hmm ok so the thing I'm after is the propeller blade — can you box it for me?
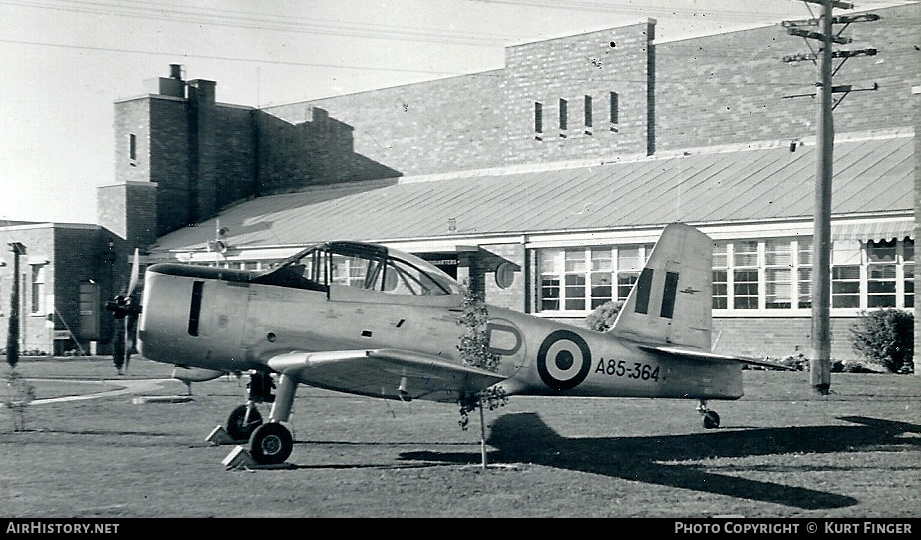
[127,248,140,297]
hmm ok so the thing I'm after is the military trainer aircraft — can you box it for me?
[108,223,788,465]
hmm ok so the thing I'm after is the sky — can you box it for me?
[0,0,912,225]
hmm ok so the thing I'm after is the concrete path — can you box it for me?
[27,378,177,405]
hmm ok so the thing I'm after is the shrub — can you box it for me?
[585,300,624,332]
[850,309,914,374]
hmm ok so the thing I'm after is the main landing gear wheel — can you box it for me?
[227,404,263,441]
[249,422,293,465]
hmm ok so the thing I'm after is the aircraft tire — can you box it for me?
[227,404,263,441]
[703,411,720,429]
[249,422,293,465]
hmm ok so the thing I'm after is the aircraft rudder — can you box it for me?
[610,223,713,350]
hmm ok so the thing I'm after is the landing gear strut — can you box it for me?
[697,400,720,429]
[225,371,273,440]
[226,371,297,465]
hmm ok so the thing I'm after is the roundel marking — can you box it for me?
[536,330,592,391]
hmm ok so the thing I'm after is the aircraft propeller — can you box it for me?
[105,248,142,373]
[106,248,141,319]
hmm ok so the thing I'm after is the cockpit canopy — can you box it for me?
[268,241,462,296]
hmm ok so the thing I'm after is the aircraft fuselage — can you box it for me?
[139,263,743,402]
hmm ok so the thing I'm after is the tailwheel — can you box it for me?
[697,400,720,429]
[249,422,293,465]
[227,404,263,441]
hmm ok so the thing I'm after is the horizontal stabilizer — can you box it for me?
[639,344,797,371]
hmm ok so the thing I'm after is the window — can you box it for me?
[713,243,728,309]
[590,248,611,308]
[584,95,593,129]
[538,234,916,315]
[539,249,562,311]
[610,92,619,125]
[904,238,914,308]
[797,240,812,309]
[537,244,652,313]
[765,239,792,309]
[559,98,568,132]
[867,239,897,307]
[563,249,586,310]
[129,133,137,161]
[733,241,759,309]
[534,102,543,135]
[616,247,644,300]
[31,265,45,314]
[832,265,861,308]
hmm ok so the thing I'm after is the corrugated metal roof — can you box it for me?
[154,133,914,252]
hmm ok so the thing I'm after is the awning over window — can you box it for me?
[831,219,915,243]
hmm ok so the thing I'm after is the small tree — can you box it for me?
[4,369,35,431]
[456,283,508,468]
[585,300,624,332]
[850,309,914,374]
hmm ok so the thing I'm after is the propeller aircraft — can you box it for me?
[107,223,789,465]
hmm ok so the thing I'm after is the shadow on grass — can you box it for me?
[399,414,921,510]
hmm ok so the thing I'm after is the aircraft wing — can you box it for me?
[266,349,509,402]
[639,344,797,371]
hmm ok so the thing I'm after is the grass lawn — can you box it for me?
[1,357,919,518]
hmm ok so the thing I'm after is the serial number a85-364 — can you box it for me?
[595,359,660,382]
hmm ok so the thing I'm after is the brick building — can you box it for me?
[0,223,120,356]
[5,4,917,361]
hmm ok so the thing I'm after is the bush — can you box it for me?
[585,300,624,332]
[850,309,914,374]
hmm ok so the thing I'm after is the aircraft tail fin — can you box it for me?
[610,223,713,350]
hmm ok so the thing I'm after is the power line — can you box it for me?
[0,38,463,76]
[0,0,530,47]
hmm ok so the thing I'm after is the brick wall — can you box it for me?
[504,21,655,163]
[712,317,863,363]
[0,225,109,355]
[256,106,403,192]
[655,4,918,151]
[262,70,507,179]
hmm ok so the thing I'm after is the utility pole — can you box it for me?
[782,0,878,395]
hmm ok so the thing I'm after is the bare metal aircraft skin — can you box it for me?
[117,223,787,465]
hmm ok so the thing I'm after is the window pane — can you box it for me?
[905,263,914,308]
[540,276,560,311]
[798,240,813,266]
[765,268,792,309]
[832,265,860,308]
[565,249,586,273]
[765,240,792,266]
[713,270,727,309]
[713,243,727,268]
[868,239,896,263]
[733,269,758,309]
[564,273,585,310]
[617,247,641,271]
[734,241,758,267]
[591,248,611,271]
[798,267,812,309]
[590,271,612,307]
[541,249,562,274]
[617,273,638,301]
